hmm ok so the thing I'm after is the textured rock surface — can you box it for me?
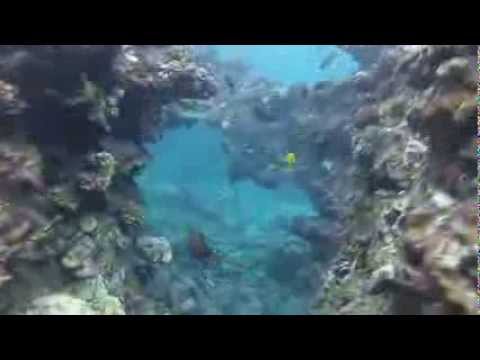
[199,45,476,315]
[308,45,477,315]
[21,294,98,315]
[0,45,216,314]
[136,236,173,264]
[0,45,475,315]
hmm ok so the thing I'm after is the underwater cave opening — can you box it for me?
[133,45,359,314]
[136,122,318,314]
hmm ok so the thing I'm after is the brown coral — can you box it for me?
[0,141,45,194]
[401,200,476,314]
[78,152,116,193]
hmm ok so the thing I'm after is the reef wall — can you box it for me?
[0,45,217,314]
[318,45,477,315]
[0,45,475,315]
[193,45,477,314]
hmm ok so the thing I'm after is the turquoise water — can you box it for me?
[136,46,358,314]
[138,124,316,232]
[215,45,358,84]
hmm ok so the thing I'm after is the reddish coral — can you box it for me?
[187,230,219,265]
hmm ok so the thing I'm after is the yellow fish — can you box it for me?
[283,152,297,169]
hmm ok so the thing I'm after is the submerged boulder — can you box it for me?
[135,236,173,264]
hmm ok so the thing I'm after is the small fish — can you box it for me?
[201,271,216,289]
[187,229,221,266]
[283,152,297,169]
[301,86,309,99]
[319,51,339,70]
[224,75,236,94]
[321,160,334,172]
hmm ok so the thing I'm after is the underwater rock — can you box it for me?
[100,137,150,177]
[411,89,475,136]
[73,258,99,279]
[0,141,45,193]
[67,276,126,315]
[0,260,13,288]
[0,44,475,315]
[400,200,476,314]
[78,152,116,193]
[79,216,98,234]
[290,216,342,262]
[61,235,98,279]
[65,73,119,133]
[0,45,221,314]
[435,56,473,84]
[168,277,201,314]
[352,71,375,92]
[142,264,172,301]
[266,241,311,284]
[354,105,379,129]
[21,293,98,315]
[90,294,125,315]
[430,191,455,209]
[114,45,217,100]
[111,46,217,143]
[290,216,328,242]
[368,263,396,295]
[0,205,49,248]
[178,297,197,314]
[118,201,145,232]
[135,236,173,264]
[47,185,80,213]
[114,234,131,250]
[312,45,476,315]
[0,79,27,115]
[21,275,126,315]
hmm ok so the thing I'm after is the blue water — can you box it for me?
[136,46,358,314]
[215,45,358,85]
[138,124,316,231]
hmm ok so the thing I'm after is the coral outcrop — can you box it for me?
[0,45,216,314]
[309,45,477,315]
[200,45,476,315]
[0,44,474,315]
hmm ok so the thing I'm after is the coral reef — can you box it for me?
[21,293,99,315]
[78,152,116,193]
[308,45,477,315]
[135,235,173,264]
[0,45,216,314]
[0,44,474,315]
[0,80,27,116]
[118,200,145,231]
[201,45,476,315]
